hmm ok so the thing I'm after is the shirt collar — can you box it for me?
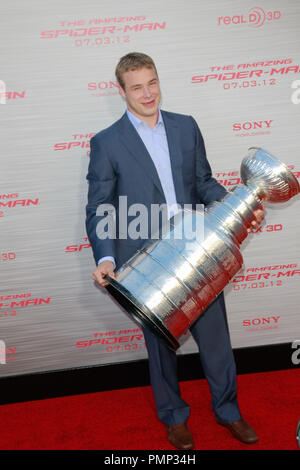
[126,108,163,131]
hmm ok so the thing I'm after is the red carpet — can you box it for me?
[0,369,299,450]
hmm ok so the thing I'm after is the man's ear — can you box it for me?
[119,85,126,98]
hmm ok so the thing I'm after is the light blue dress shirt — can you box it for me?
[98,108,178,267]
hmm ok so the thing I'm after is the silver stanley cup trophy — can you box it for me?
[107,148,300,350]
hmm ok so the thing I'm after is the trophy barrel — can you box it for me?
[107,208,243,350]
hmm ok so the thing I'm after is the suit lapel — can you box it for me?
[161,111,184,204]
[118,111,184,204]
[118,113,165,198]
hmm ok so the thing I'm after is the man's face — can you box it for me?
[119,67,161,123]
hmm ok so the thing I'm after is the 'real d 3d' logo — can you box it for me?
[218,7,281,27]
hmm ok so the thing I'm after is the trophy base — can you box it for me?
[106,277,180,351]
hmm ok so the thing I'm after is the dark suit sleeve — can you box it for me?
[190,116,227,205]
[86,135,117,265]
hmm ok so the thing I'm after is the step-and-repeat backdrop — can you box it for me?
[1,0,300,377]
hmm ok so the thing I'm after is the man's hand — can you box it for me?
[92,260,116,287]
[247,208,265,233]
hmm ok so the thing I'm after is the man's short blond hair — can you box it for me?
[115,52,158,90]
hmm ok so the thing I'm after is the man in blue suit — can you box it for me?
[86,52,260,449]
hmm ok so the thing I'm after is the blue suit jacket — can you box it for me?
[86,110,227,270]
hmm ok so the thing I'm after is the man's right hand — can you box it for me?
[92,260,116,287]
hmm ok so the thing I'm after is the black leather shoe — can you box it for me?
[167,422,194,450]
[216,417,258,444]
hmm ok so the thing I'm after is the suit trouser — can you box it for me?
[142,293,242,426]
